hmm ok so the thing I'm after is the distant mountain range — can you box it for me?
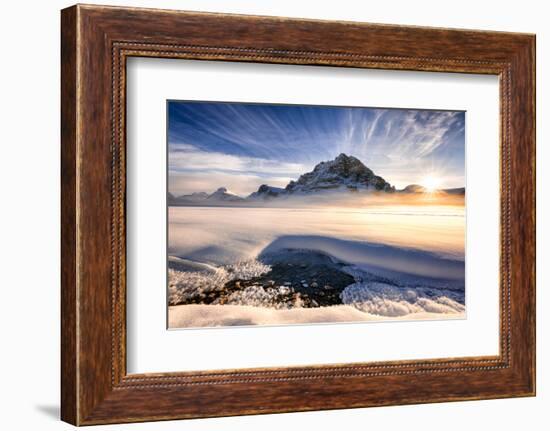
[168,188,245,205]
[168,153,464,206]
[399,184,465,195]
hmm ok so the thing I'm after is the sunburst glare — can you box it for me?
[422,175,442,192]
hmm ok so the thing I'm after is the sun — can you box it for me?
[421,176,442,193]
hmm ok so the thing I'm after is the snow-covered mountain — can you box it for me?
[169,188,244,205]
[247,184,286,200]
[206,187,244,202]
[247,153,394,201]
[285,153,394,194]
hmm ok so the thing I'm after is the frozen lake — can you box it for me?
[168,204,465,265]
[167,203,466,328]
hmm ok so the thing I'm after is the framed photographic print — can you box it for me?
[61,4,536,425]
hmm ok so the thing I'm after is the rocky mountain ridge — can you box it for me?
[169,153,463,205]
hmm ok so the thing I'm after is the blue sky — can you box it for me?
[168,101,465,196]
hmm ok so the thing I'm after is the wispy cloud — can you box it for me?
[170,144,308,177]
[169,144,309,195]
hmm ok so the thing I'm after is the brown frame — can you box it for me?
[61,4,536,426]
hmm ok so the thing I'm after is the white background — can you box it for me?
[0,0,547,430]
[127,59,499,373]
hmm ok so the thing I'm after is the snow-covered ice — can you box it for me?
[169,304,464,328]
[168,259,271,306]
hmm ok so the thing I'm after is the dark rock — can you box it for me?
[170,250,358,308]
[226,249,356,307]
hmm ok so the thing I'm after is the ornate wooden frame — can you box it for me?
[61,4,536,425]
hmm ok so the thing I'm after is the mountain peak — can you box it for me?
[248,184,286,200]
[286,153,394,193]
[401,184,427,194]
[334,153,358,162]
[207,187,243,201]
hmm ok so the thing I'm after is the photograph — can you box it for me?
[167,101,466,329]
